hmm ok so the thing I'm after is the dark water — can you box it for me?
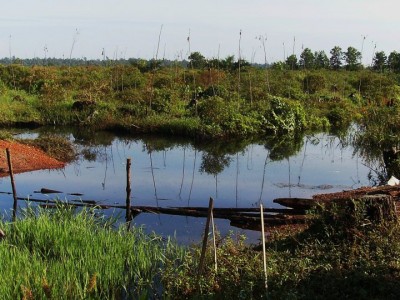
[0,127,379,244]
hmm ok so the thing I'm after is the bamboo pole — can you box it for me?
[126,158,132,222]
[260,203,268,291]
[198,197,214,277]
[6,148,17,222]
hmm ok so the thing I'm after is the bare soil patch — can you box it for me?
[0,140,65,177]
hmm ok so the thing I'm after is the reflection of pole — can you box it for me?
[102,146,108,190]
[6,149,17,222]
[215,174,218,199]
[149,151,159,205]
[163,150,167,168]
[179,147,186,199]
[188,150,197,205]
[259,154,269,205]
[297,139,308,186]
[247,145,253,170]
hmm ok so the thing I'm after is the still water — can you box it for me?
[0,127,378,244]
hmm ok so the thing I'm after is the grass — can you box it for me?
[0,206,184,299]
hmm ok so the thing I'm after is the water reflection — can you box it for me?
[0,127,386,243]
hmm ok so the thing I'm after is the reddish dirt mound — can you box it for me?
[0,140,65,177]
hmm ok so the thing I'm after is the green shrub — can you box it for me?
[264,97,306,133]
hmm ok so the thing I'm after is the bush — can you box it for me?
[264,97,306,133]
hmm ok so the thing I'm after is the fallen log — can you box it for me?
[36,188,63,194]
[273,198,315,210]
[171,206,306,215]
[230,215,309,231]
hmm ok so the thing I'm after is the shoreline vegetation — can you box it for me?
[0,51,398,144]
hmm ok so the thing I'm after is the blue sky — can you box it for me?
[0,0,399,64]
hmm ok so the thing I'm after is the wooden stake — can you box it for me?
[126,158,132,222]
[260,203,268,291]
[6,148,17,222]
[198,197,214,277]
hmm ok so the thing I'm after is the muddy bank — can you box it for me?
[0,140,65,177]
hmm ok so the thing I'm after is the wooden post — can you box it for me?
[260,203,268,291]
[126,158,132,223]
[198,197,214,277]
[6,148,18,222]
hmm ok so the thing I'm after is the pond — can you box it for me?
[0,126,385,244]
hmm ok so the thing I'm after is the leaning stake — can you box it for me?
[6,148,17,222]
[260,203,268,291]
[198,197,214,277]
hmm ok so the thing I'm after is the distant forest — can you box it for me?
[1,45,400,73]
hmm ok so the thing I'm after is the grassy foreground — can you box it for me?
[1,202,400,299]
[0,206,183,299]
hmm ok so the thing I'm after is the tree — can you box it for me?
[188,51,207,69]
[344,46,362,71]
[285,54,298,70]
[330,46,343,70]
[220,55,235,71]
[372,51,387,72]
[299,48,315,69]
[314,51,330,69]
[388,51,400,73]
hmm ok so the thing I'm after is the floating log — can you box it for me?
[36,188,63,194]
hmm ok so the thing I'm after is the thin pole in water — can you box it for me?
[260,203,268,291]
[6,148,17,222]
[126,158,132,223]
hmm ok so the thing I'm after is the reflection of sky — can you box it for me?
[0,132,371,244]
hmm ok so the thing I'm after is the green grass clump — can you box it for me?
[0,206,183,299]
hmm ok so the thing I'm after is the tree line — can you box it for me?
[274,46,400,72]
[1,45,400,73]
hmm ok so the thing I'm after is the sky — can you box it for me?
[0,0,399,64]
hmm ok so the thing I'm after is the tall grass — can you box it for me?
[0,206,184,299]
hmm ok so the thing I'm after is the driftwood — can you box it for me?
[36,188,62,194]
[273,198,315,210]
